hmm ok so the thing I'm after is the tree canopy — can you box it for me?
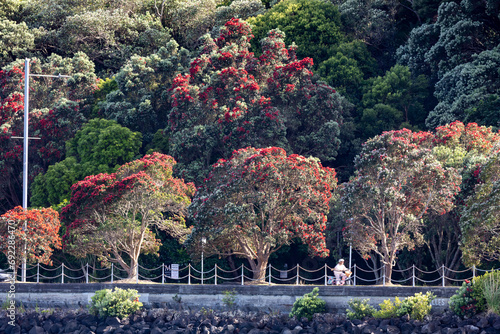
[187,146,337,280]
[62,153,195,279]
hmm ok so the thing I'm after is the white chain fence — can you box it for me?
[4,262,499,286]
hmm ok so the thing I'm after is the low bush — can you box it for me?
[89,288,143,319]
[290,287,326,320]
[449,278,487,318]
[373,297,402,319]
[396,292,435,320]
[346,299,375,320]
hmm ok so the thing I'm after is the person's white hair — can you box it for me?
[339,259,344,262]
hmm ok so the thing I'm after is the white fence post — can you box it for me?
[188,264,191,285]
[215,265,218,285]
[36,262,39,283]
[162,264,165,284]
[268,264,271,285]
[324,265,327,286]
[473,265,476,279]
[86,263,89,284]
[382,266,385,286]
[442,264,445,287]
[111,263,114,283]
[241,265,244,286]
[353,264,356,286]
[136,264,139,284]
[296,264,299,285]
[412,265,415,287]
[61,263,64,284]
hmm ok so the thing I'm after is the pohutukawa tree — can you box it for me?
[424,121,500,278]
[0,206,62,271]
[341,129,461,283]
[167,18,346,184]
[187,147,337,281]
[460,145,500,266]
[61,153,195,280]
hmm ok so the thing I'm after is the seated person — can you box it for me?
[333,259,348,285]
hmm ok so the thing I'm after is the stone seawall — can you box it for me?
[0,283,458,313]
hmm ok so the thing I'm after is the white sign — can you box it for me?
[171,264,179,279]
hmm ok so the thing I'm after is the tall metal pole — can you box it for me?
[22,59,30,283]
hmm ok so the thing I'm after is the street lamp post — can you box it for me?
[18,59,70,282]
[201,237,206,285]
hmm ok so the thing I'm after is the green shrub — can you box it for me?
[222,289,237,309]
[89,288,143,319]
[373,297,402,319]
[290,287,326,320]
[396,292,435,320]
[449,278,487,318]
[481,271,500,315]
[346,299,375,320]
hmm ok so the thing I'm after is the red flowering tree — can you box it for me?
[187,147,337,280]
[0,206,62,271]
[62,153,195,279]
[167,18,346,184]
[341,129,461,283]
[0,54,97,213]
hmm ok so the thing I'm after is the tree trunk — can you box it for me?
[247,255,269,282]
[128,256,139,280]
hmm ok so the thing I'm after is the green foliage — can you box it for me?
[373,297,402,319]
[248,0,344,65]
[31,118,142,207]
[100,41,190,143]
[481,271,500,315]
[449,279,487,318]
[0,19,39,66]
[89,288,142,319]
[55,10,171,72]
[427,46,500,129]
[460,148,500,266]
[346,299,375,320]
[290,288,326,320]
[396,292,434,320]
[222,289,237,309]
[359,64,429,137]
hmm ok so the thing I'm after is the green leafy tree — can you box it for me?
[31,118,142,207]
[55,10,172,72]
[100,41,190,143]
[341,129,461,283]
[62,153,195,279]
[427,46,500,129]
[248,0,344,66]
[460,146,500,266]
[359,64,429,138]
[187,147,337,280]
[167,18,347,184]
[0,19,40,67]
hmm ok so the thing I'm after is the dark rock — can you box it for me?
[421,320,441,334]
[493,318,500,331]
[464,325,480,333]
[386,325,400,334]
[49,323,63,334]
[20,317,35,332]
[351,319,363,326]
[79,314,98,327]
[476,317,489,329]
[105,317,121,327]
[28,326,45,334]
[64,319,79,332]
[400,322,414,334]
[150,328,164,334]
[42,320,53,332]
[362,325,380,334]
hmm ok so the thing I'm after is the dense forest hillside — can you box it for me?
[1,0,499,277]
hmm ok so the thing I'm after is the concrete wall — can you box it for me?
[0,283,458,313]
